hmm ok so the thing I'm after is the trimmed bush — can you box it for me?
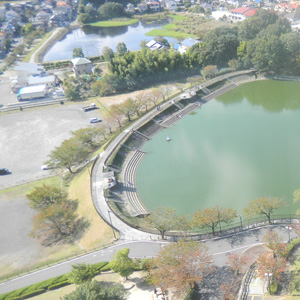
[22,289,45,299]
[287,237,300,253]
[269,282,278,295]
[48,280,70,290]
[99,264,111,272]
[93,262,108,272]
[184,286,197,300]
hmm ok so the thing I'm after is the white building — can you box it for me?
[71,57,93,77]
[27,75,56,88]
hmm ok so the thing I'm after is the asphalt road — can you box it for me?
[0,103,102,189]
[0,225,296,295]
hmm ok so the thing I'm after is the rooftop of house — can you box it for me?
[71,57,92,66]
[230,6,252,14]
[244,8,258,16]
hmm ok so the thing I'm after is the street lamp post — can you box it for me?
[108,210,117,240]
[264,273,273,294]
[238,214,243,229]
[285,226,292,243]
[217,205,222,233]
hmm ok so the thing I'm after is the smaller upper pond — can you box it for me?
[43,21,177,62]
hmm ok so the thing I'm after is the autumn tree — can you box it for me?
[145,207,180,239]
[263,230,288,259]
[68,263,98,285]
[150,240,214,296]
[220,280,240,300]
[110,104,123,128]
[256,251,287,293]
[108,248,136,280]
[120,98,135,122]
[243,197,285,224]
[27,184,66,210]
[226,253,249,276]
[159,86,171,102]
[29,186,90,246]
[148,89,160,108]
[192,206,237,236]
[140,92,153,111]
[47,138,90,173]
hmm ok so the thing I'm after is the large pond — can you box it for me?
[136,80,300,216]
[43,21,177,62]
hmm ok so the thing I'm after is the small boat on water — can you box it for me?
[166,136,171,141]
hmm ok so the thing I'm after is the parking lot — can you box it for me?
[0,102,103,189]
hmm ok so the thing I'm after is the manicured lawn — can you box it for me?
[89,18,139,27]
[146,28,196,39]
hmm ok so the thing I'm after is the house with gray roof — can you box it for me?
[71,57,93,77]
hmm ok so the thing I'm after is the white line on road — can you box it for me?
[212,242,264,256]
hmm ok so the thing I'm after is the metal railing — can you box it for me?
[238,263,257,300]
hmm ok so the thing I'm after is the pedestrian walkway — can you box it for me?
[247,275,265,300]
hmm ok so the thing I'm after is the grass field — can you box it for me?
[89,18,139,27]
[146,28,196,39]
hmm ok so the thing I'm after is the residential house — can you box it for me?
[55,2,72,17]
[275,3,298,13]
[2,23,14,38]
[149,2,160,11]
[146,39,164,51]
[5,10,21,23]
[36,11,52,22]
[137,2,148,12]
[126,3,135,14]
[165,1,177,11]
[71,57,93,76]
[11,3,25,14]
[174,37,200,54]
[228,7,257,22]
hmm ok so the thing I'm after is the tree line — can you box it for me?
[89,10,300,97]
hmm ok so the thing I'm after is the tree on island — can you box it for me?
[243,197,285,224]
[98,2,126,20]
[192,206,237,236]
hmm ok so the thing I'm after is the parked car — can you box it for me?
[90,118,102,123]
[0,168,10,175]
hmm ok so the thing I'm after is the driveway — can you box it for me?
[0,103,103,189]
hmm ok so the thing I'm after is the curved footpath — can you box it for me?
[91,70,258,240]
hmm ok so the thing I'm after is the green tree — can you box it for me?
[78,13,93,24]
[102,46,114,61]
[116,42,128,56]
[145,207,180,239]
[243,197,285,223]
[192,206,237,236]
[47,138,90,173]
[3,39,12,52]
[63,280,128,300]
[73,47,84,58]
[98,2,126,20]
[27,184,66,210]
[108,248,136,280]
[150,240,214,296]
[64,85,81,101]
[71,127,105,149]
[68,263,98,285]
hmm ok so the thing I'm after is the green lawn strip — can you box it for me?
[0,263,109,300]
[146,28,196,39]
[167,14,190,22]
[22,31,54,63]
[0,176,61,198]
[89,18,139,27]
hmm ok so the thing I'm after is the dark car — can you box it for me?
[0,168,10,175]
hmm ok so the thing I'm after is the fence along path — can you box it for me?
[123,150,148,216]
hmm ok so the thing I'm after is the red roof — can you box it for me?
[289,4,298,9]
[244,8,257,16]
[230,7,251,14]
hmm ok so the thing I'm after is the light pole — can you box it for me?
[238,214,243,229]
[264,272,273,293]
[107,210,117,240]
[285,226,292,243]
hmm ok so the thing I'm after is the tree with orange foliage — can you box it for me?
[263,230,288,259]
[150,240,214,296]
[226,253,249,276]
[256,251,287,293]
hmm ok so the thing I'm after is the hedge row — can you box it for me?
[0,262,109,300]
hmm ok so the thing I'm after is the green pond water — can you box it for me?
[135,80,300,216]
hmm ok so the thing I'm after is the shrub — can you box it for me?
[269,282,278,295]
[93,262,109,272]
[184,286,197,300]
[48,281,70,290]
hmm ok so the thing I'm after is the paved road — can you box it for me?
[0,225,296,295]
